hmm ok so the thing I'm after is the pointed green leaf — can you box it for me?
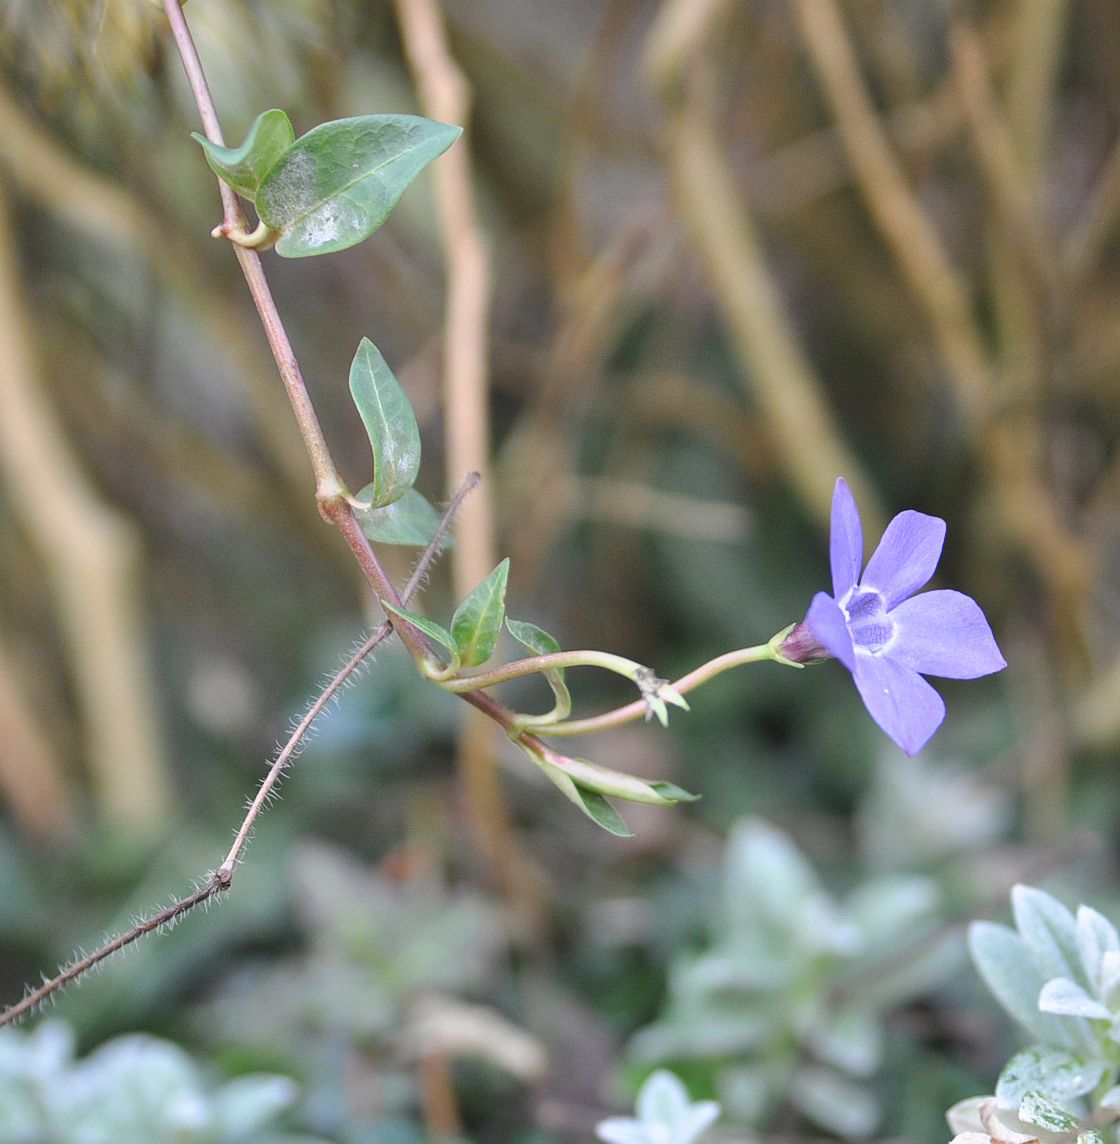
[505,617,562,665]
[381,601,459,669]
[355,487,444,547]
[255,114,462,257]
[451,558,510,668]
[506,617,570,716]
[571,787,633,837]
[558,756,695,807]
[515,740,632,837]
[192,109,295,201]
[349,338,421,509]
[648,781,701,803]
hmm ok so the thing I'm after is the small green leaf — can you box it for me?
[349,338,421,509]
[192,109,295,201]
[516,740,632,837]
[648,781,701,803]
[451,558,510,668]
[558,757,695,806]
[355,487,444,547]
[255,114,462,257]
[381,601,459,670]
[572,787,633,838]
[506,617,570,717]
[505,617,562,666]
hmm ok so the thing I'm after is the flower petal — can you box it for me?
[851,653,945,755]
[830,478,863,598]
[807,592,855,671]
[888,590,1006,679]
[861,510,946,608]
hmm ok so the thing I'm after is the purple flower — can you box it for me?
[804,478,1005,755]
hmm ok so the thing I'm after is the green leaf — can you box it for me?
[506,617,570,716]
[192,109,295,201]
[571,787,633,838]
[349,338,421,509]
[355,487,444,547]
[255,114,462,257]
[996,1045,1105,1108]
[647,781,701,803]
[451,558,510,668]
[558,757,695,806]
[516,741,632,837]
[381,601,459,670]
[505,617,562,666]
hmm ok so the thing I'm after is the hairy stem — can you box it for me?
[0,476,478,1029]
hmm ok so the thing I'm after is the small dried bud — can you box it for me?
[775,620,833,665]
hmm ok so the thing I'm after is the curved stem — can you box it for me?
[440,649,648,694]
[214,218,279,251]
[537,644,778,737]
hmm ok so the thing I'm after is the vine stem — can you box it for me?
[161,0,453,677]
[0,475,478,1030]
[440,650,653,693]
[535,645,778,737]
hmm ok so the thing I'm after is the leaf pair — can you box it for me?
[341,338,446,548]
[194,109,461,258]
[385,558,511,676]
[524,743,698,838]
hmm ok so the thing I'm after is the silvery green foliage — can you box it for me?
[0,1020,328,1143]
[200,843,509,1048]
[596,1070,721,1144]
[630,818,948,1137]
[858,753,1010,871]
[957,885,1120,1143]
[195,844,525,1135]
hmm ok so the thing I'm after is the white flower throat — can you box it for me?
[841,586,893,654]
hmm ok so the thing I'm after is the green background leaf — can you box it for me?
[192,109,295,201]
[255,114,461,257]
[451,558,510,668]
[355,487,443,547]
[349,338,421,509]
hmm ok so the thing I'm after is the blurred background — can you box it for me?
[0,0,1118,1140]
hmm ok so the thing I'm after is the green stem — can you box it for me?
[440,650,650,694]
[536,644,779,737]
